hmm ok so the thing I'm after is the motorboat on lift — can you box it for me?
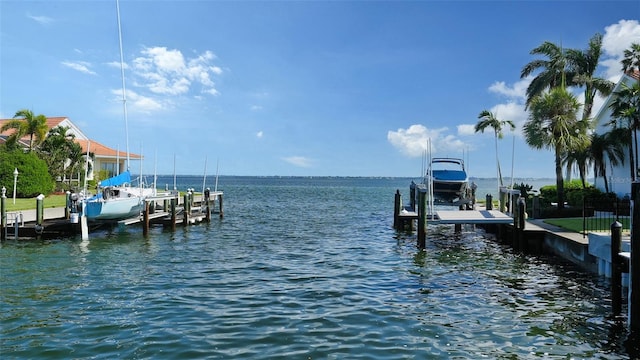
[424,157,469,203]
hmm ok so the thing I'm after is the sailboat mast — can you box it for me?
[116,0,130,171]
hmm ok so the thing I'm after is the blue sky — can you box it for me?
[1,1,639,177]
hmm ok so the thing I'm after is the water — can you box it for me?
[0,176,634,359]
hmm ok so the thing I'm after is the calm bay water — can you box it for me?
[0,176,634,359]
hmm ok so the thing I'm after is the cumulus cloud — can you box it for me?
[283,156,313,167]
[131,47,222,96]
[61,61,96,75]
[387,124,466,157]
[488,77,530,100]
[256,131,263,138]
[601,20,640,79]
[111,88,163,113]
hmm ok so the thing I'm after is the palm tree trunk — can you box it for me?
[555,147,565,210]
[629,138,635,182]
[635,129,639,181]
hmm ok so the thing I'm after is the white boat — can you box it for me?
[425,157,469,203]
[83,171,155,221]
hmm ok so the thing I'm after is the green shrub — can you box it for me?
[0,149,55,197]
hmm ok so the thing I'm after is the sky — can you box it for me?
[1,0,639,177]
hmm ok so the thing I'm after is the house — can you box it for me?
[0,116,141,182]
[592,70,640,197]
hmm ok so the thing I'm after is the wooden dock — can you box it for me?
[0,189,224,240]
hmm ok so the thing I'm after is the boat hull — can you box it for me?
[84,196,143,221]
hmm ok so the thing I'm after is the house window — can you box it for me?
[101,162,118,178]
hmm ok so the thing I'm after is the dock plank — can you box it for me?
[434,210,513,224]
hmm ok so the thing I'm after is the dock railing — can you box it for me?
[582,196,630,236]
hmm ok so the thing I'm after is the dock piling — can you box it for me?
[630,182,640,334]
[417,188,427,249]
[143,200,150,236]
[1,187,6,241]
[394,190,401,230]
[611,221,623,317]
[204,188,211,222]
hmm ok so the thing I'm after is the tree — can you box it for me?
[621,42,640,80]
[608,82,640,181]
[524,87,583,210]
[0,109,49,152]
[590,131,625,193]
[474,110,515,192]
[37,126,84,188]
[521,41,573,108]
[566,33,614,123]
[620,42,640,177]
[561,130,591,189]
[0,148,55,197]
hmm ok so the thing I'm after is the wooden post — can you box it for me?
[611,221,623,317]
[394,190,401,230]
[170,196,177,231]
[218,193,224,218]
[1,187,6,241]
[65,191,71,219]
[499,186,507,212]
[417,188,427,249]
[183,193,190,226]
[35,194,45,237]
[455,204,463,233]
[410,182,416,211]
[486,194,493,210]
[143,200,150,236]
[630,182,640,333]
[204,188,211,222]
[518,197,526,252]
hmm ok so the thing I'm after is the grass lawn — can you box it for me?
[544,217,631,233]
[2,194,68,211]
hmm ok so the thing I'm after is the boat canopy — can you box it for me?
[99,170,131,187]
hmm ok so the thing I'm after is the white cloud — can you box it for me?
[387,124,466,157]
[488,77,530,100]
[251,105,263,111]
[61,61,96,75]
[457,124,475,136]
[601,20,640,79]
[131,46,222,96]
[283,156,312,167]
[256,131,263,138]
[27,13,53,25]
[112,88,163,113]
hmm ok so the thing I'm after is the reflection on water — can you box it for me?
[0,177,637,358]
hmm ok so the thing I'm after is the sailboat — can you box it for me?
[83,0,150,222]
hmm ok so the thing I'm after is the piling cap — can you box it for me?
[612,221,623,229]
[37,194,45,200]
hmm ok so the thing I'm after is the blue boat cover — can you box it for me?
[99,170,131,187]
[432,170,467,182]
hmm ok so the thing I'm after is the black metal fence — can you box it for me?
[582,196,630,236]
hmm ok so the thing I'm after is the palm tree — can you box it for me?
[591,131,625,193]
[620,42,640,176]
[0,109,49,151]
[521,41,573,108]
[621,43,640,80]
[38,126,83,185]
[566,33,614,123]
[562,134,591,188]
[524,87,583,210]
[474,110,515,192]
[608,82,640,181]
